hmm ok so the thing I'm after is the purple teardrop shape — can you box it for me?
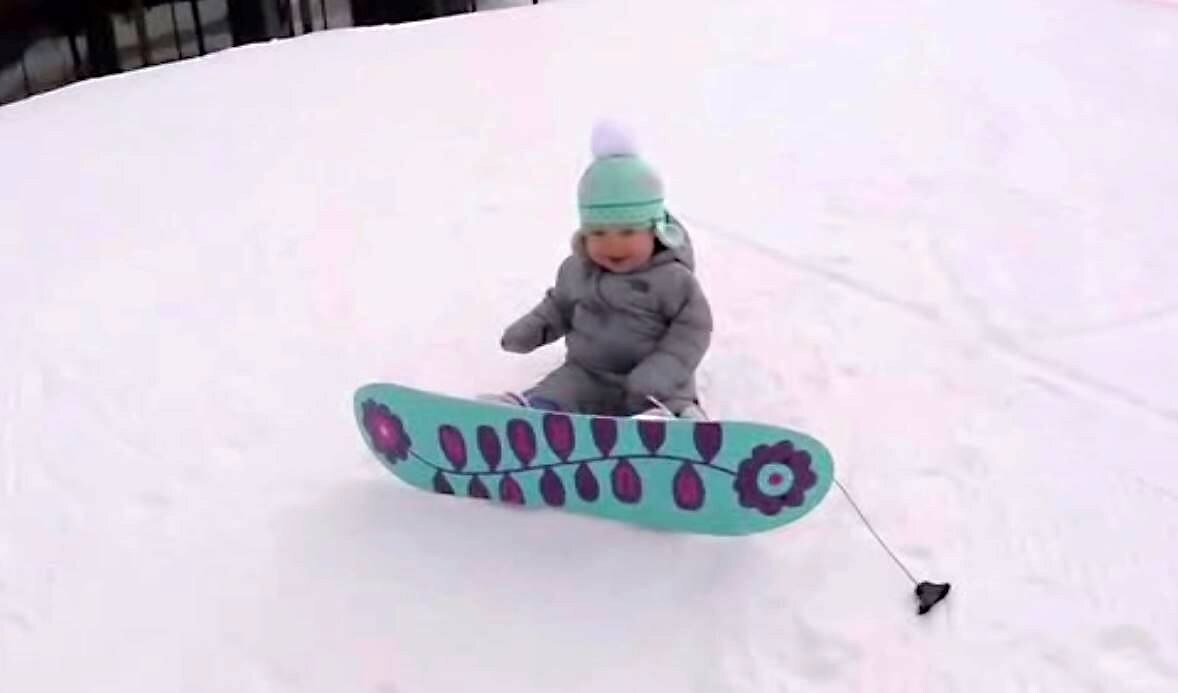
[433,471,454,495]
[693,422,722,463]
[611,459,643,504]
[637,419,666,454]
[590,417,618,456]
[438,425,467,470]
[468,476,490,499]
[499,473,525,504]
[575,462,599,502]
[506,419,536,467]
[672,462,705,510]
[543,413,575,461]
[477,426,501,471]
[540,468,566,506]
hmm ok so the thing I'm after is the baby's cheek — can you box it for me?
[585,243,607,262]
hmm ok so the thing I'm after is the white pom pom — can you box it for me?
[590,119,639,158]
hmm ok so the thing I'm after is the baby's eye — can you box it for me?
[589,230,607,238]
[620,229,636,237]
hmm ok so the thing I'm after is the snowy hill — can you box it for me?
[2,0,1177,690]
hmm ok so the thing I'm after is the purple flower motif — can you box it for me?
[733,441,818,515]
[361,400,412,464]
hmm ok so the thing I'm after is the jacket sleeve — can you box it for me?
[626,269,713,400]
[500,257,577,354]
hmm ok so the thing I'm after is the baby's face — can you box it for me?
[584,225,655,273]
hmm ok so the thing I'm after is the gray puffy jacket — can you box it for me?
[501,216,712,408]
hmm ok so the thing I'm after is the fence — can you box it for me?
[0,0,537,107]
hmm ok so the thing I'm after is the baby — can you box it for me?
[491,121,712,419]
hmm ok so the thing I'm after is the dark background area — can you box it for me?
[0,0,537,106]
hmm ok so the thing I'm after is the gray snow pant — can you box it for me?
[524,363,697,417]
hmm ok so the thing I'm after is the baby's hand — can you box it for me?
[626,352,681,403]
[501,314,551,354]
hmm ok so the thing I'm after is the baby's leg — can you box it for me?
[525,364,623,415]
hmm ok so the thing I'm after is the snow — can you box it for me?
[2,0,1177,690]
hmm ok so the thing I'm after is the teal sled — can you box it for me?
[353,382,834,535]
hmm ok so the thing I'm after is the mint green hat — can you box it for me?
[576,120,684,248]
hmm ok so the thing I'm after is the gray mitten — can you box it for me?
[501,314,553,354]
[502,269,575,354]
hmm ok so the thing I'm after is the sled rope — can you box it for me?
[645,396,676,417]
[834,477,951,614]
[833,478,916,585]
[653,390,919,588]
[660,211,952,615]
[645,395,712,421]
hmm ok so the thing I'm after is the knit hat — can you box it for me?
[576,120,684,248]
